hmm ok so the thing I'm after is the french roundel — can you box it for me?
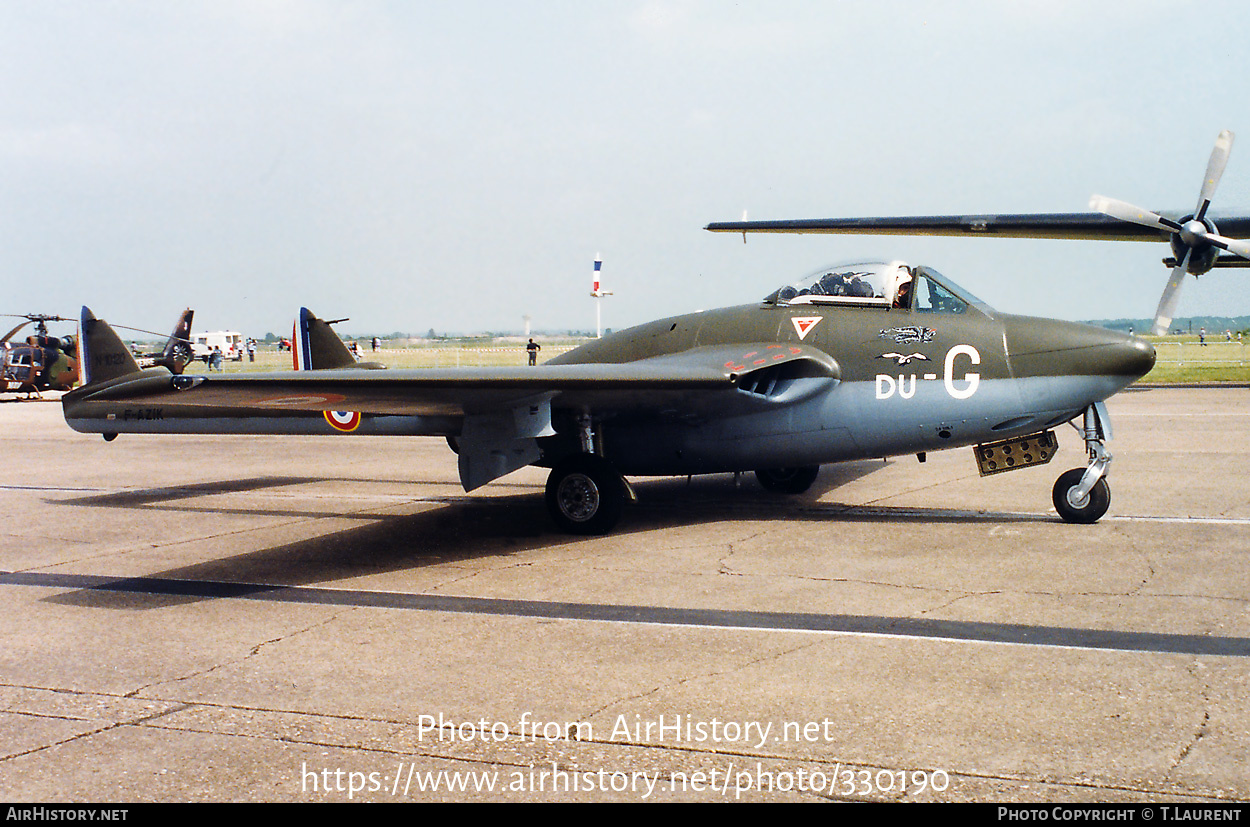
[324,410,362,432]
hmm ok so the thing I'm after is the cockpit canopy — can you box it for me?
[765,261,903,306]
[764,261,991,315]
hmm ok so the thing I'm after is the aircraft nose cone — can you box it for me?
[1115,335,1156,379]
[1005,317,1155,381]
[1074,328,1156,379]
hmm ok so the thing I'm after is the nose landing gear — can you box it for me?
[1053,403,1112,524]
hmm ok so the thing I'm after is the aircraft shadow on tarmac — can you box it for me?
[30,463,1250,658]
[49,474,543,521]
[42,458,1054,612]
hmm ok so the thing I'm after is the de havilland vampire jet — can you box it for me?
[60,133,1245,534]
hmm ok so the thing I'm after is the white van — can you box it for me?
[192,331,245,362]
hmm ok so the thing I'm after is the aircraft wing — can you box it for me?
[67,347,837,420]
[705,212,1250,241]
[69,360,739,417]
[64,307,839,491]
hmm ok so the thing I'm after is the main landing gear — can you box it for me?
[1052,403,1112,524]
[545,413,629,535]
[546,453,627,535]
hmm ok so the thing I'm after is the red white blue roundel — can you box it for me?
[324,410,362,432]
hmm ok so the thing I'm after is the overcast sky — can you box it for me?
[4,1,1250,338]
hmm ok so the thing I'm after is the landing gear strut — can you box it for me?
[545,413,628,535]
[1052,403,1112,524]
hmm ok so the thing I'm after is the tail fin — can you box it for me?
[292,307,385,371]
[78,307,142,385]
[156,308,194,374]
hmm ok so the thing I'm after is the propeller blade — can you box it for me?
[1194,130,1234,220]
[1205,232,1250,260]
[1152,250,1191,335]
[1089,195,1181,233]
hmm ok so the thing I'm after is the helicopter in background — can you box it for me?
[1,314,77,398]
[3,308,197,399]
[128,308,195,375]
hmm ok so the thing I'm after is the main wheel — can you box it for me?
[754,465,820,494]
[1052,467,1110,524]
[545,454,626,535]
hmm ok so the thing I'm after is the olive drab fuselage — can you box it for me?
[548,271,1153,477]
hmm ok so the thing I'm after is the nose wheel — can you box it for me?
[1053,403,1113,524]
[1052,467,1110,524]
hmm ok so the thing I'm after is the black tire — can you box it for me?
[754,466,820,494]
[1052,467,1110,524]
[545,454,626,535]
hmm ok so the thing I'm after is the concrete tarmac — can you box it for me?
[1,387,1247,802]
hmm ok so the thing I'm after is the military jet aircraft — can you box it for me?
[63,265,1153,533]
[2,314,77,397]
[63,134,1245,534]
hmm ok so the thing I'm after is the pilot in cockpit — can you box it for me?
[892,274,913,309]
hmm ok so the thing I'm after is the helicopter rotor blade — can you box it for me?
[2,321,31,344]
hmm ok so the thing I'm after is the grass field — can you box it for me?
[1139,336,1250,383]
[186,342,586,374]
[185,336,1250,383]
